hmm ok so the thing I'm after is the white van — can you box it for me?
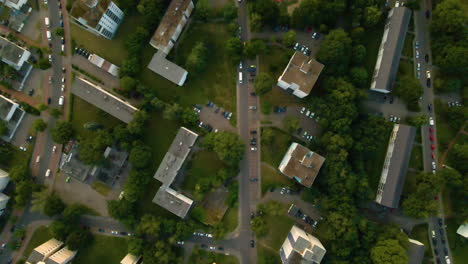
[238,72,243,84]
[58,95,64,106]
[45,169,51,177]
[44,17,50,28]
[46,30,51,41]
[35,156,41,163]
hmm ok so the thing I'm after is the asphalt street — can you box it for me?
[414,1,452,263]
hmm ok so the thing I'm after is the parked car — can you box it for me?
[250,240,255,248]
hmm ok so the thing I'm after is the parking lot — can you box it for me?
[197,102,236,133]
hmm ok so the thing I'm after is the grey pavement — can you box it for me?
[9,113,37,149]
[198,104,236,133]
[71,54,120,90]
[21,7,43,43]
[261,106,321,139]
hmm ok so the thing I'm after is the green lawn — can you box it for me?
[189,247,239,264]
[446,133,468,169]
[261,128,298,167]
[259,202,295,250]
[258,46,300,107]
[361,23,385,86]
[182,150,225,196]
[434,99,458,152]
[402,33,414,58]
[71,15,143,65]
[402,171,420,199]
[411,224,432,264]
[70,96,123,139]
[261,163,291,195]
[258,244,281,264]
[446,219,468,264]
[139,22,237,112]
[222,206,238,234]
[23,227,52,258]
[73,235,129,264]
[409,145,423,171]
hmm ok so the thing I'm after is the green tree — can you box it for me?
[363,6,381,28]
[66,229,93,250]
[78,130,112,164]
[349,67,368,88]
[120,76,139,95]
[431,0,467,37]
[120,57,140,77]
[127,110,148,136]
[150,97,166,111]
[9,164,29,182]
[51,121,73,144]
[31,189,48,213]
[254,73,274,95]
[437,45,468,75]
[50,108,62,118]
[394,76,423,111]
[137,214,161,237]
[128,237,144,256]
[316,29,352,75]
[249,12,263,32]
[250,217,268,237]
[163,103,183,121]
[37,59,51,70]
[186,42,208,73]
[226,38,243,64]
[0,120,7,136]
[107,199,136,227]
[129,144,152,169]
[262,128,274,145]
[249,0,280,30]
[283,30,297,47]
[203,132,245,167]
[54,28,64,36]
[15,180,33,207]
[438,168,462,187]
[194,0,211,21]
[283,116,300,133]
[143,241,180,264]
[222,2,237,22]
[449,143,468,173]
[50,220,71,241]
[371,239,408,264]
[32,119,47,132]
[352,44,366,65]
[243,39,267,58]
[43,193,66,217]
[406,114,427,127]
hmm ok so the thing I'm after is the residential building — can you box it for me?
[456,224,468,239]
[0,193,9,215]
[45,247,77,264]
[70,77,138,123]
[407,238,425,264]
[375,124,416,208]
[120,253,142,264]
[0,94,26,142]
[70,0,124,39]
[370,6,411,93]
[60,144,93,182]
[277,52,324,98]
[88,53,119,77]
[147,0,194,86]
[0,168,9,192]
[278,143,325,188]
[0,35,31,71]
[152,127,198,218]
[27,238,64,263]
[1,0,28,11]
[280,225,326,264]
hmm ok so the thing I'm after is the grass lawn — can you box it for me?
[434,99,458,152]
[446,219,468,264]
[222,206,238,234]
[73,235,128,264]
[402,171,420,199]
[402,33,414,58]
[261,127,298,167]
[70,96,123,139]
[411,224,432,264]
[71,15,144,65]
[182,150,225,196]
[189,247,239,264]
[138,22,237,112]
[258,244,281,264]
[361,23,385,85]
[259,202,295,250]
[409,145,423,171]
[258,46,300,108]
[261,163,291,195]
[445,130,468,168]
[23,227,52,258]
[365,128,391,191]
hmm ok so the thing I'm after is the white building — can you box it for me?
[26,238,64,263]
[280,225,326,264]
[0,168,9,192]
[0,36,31,71]
[120,253,142,264]
[456,224,468,239]
[1,0,28,11]
[46,247,77,264]
[277,52,324,99]
[70,0,124,39]
[0,94,26,142]
[0,193,10,215]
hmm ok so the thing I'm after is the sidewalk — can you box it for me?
[0,85,39,106]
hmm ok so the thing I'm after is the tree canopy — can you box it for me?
[316,29,352,75]
[51,121,73,144]
[254,73,274,95]
[203,132,244,167]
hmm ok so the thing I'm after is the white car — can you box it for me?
[429,117,434,126]
[61,77,65,83]
[417,63,421,70]
[209,246,216,250]
[52,145,57,153]
[43,0,47,4]
[214,129,218,133]
[227,112,232,120]
[250,147,257,151]
[176,241,184,245]
[239,62,243,70]
[48,54,52,62]
[300,107,305,114]
[45,169,51,177]
[19,146,27,151]
[309,112,315,118]
[249,106,257,110]
[280,187,286,194]
[432,161,437,170]
[198,121,203,128]
[426,70,431,78]
[206,233,213,238]
[58,95,64,106]
[305,110,311,117]
[61,45,65,52]
[415,50,419,58]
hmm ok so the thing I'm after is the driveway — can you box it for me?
[9,113,37,149]
[198,104,236,133]
[363,90,416,120]
[261,189,321,222]
[261,106,321,139]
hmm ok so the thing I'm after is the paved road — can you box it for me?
[413,1,453,263]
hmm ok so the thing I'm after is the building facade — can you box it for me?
[0,94,26,142]
[0,36,31,71]
[70,0,124,39]
[1,0,28,11]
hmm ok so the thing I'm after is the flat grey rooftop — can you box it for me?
[70,77,138,123]
[153,185,193,219]
[147,50,188,86]
[153,127,198,185]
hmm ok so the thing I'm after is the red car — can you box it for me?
[429,127,434,133]
[430,135,435,141]
[432,152,435,159]
[431,144,435,150]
